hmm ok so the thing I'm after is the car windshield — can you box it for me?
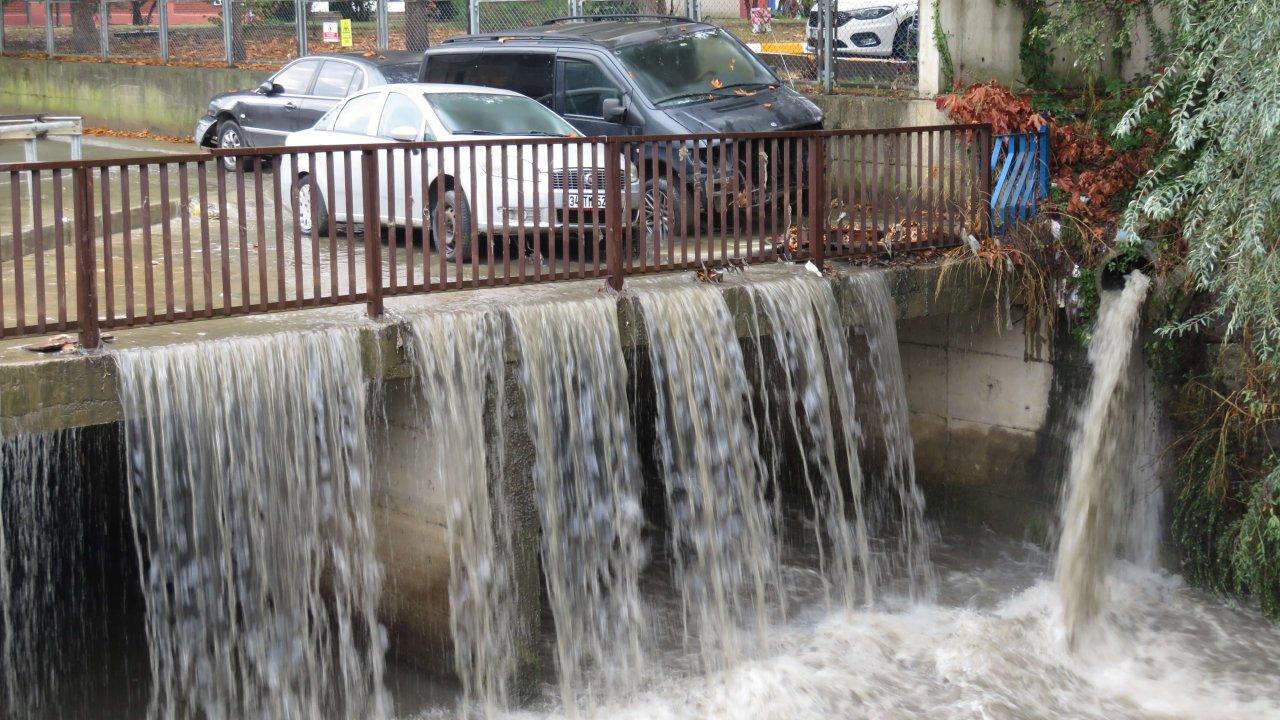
[614,29,776,107]
[379,62,421,83]
[428,93,577,137]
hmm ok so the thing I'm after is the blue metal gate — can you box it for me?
[990,121,1051,235]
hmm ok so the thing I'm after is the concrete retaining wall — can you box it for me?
[0,56,266,137]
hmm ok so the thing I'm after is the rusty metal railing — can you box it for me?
[0,124,992,347]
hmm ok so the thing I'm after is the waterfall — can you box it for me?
[632,284,781,670]
[744,274,874,609]
[403,310,518,715]
[843,272,936,601]
[508,298,648,709]
[0,430,84,720]
[1055,271,1152,647]
[116,328,389,720]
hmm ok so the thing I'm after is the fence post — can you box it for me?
[295,0,307,58]
[604,138,625,293]
[468,0,478,34]
[98,0,108,61]
[685,0,699,21]
[72,167,101,349]
[376,0,388,48]
[158,0,169,63]
[361,149,384,318]
[820,0,833,93]
[222,0,233,66]
[980,126,994,237]
[0,1,6,56]
[43,0,54,56]
[807,134,827,270]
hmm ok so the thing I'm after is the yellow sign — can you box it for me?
[339,18,353,48]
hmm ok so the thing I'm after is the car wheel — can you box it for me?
[891,17,918,61]
[431,189,473,264]
[217,120,252,173]
[293,174,331,237]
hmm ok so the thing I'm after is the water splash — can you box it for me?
[508,298,647,709]
[117,328,389,720]
[1055,270,1152,646]
[842,272,936,601]
[0,430,84,719]
[404,310,518,715]
[632,284,781,670]
[743,274,873,609]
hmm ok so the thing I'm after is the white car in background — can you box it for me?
[805,0,919,60]
[280,83,641,263]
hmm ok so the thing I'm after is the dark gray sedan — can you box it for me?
[195,50,422,171]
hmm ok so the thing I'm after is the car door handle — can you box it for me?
[284,102,298,111]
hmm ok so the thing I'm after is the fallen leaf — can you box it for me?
[710,79,724,89]
[762,102,773,108]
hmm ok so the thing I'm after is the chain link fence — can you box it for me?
[1,0,917,91]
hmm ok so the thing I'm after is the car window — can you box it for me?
[428,93,577,137]
[377,93,424,139]
[272,60,321,95]
[614,29,776,107]
[333,93,384,135]
[423,52,555,107]
[313,61,360,98]
[378,62,421,83]
[561,59,623,119]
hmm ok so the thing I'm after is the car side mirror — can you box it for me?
[257,80,282,95]
[602,97,628,125]
[388,126,419,142]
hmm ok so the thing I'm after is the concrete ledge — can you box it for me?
[0,261,987,436]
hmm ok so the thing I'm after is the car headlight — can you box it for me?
[850,7,894,20]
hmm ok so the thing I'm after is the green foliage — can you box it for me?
[1017,0,1054,88]
[931,0,956,89]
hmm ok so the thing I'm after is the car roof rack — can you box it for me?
[542,15,699,25]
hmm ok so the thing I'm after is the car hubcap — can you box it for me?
[220,128,241,169]
[442,205,457,252]
[644,189,669,242]
[297,183,312,233]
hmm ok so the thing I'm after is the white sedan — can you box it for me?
[805,1,918,60]
[279,83,641,263]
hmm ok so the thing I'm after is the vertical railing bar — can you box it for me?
[470,144,481,287]
[499,144,511,285]
[252,159,268,311]
[361,149,383,316]
[9,171,26,334]
[159,163,175,321]
[140,163,156,324]
[307,152,320,304]
[197,162,213,317]
[515,143,525,284]
[344,150,356,298]
[99,165,115,322]
[577,141,588,280]
[31,170,47,332]
[233,161,250,314]
[385,147,397,294]
[53,169,68,327]
[663,142,675,269]
[329,150,342,299]
[605,138,623,292]
[272,156,286,309]
[484,143,496,285]
[449,145,459,289]
[807,135,825,270]
[179,163,194,319]
[116,165,131,323]
[560,141,572,280]
[403,146,415,292]
[73,167,100,348]
[730,140,742,263]
[780,137,790,261]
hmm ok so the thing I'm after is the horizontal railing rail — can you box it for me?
[0,125,993,346]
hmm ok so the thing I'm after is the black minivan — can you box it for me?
[418,16,823,226]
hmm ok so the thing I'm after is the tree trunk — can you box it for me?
[405,0,432,51]
[70,0,99,54]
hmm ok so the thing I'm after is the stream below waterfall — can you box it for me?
[3,268,1279,720]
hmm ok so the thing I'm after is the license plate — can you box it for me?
[567,193,606,209]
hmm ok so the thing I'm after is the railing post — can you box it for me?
[43,0,54,56]
[981,126,994,237]
[361,148,384,318]
[72,166,101,350]
[158,0,169,63]
[807,134,827,270]
[604,138,624,293]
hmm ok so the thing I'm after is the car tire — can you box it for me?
[891,17,918,61]
[293,174,331,237]
[431,189,473,264]
[217,120,252,173]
